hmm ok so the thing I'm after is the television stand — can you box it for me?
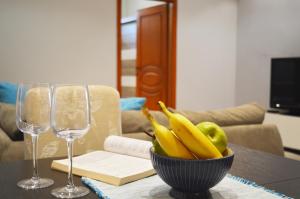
[267,109,300,117]
[264,112,300,151]
[288,109,300,116]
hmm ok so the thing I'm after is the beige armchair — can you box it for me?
[24,85,122,159]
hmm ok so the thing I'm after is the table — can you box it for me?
[229,144,300,198]
[0,144,300,199]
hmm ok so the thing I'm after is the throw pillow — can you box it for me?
[120,97,146,111]
[0,82,17,104]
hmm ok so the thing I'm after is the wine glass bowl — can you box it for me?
[16,83,54,189]
[50,85,91,198]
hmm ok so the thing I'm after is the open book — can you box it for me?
[51,136,155,186]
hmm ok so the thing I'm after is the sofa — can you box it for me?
[23,85,122,160]
[0,103,24,161]
[121,103,284,156]
[0,90,284,162]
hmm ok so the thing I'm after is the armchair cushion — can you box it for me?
[24,85,122,159]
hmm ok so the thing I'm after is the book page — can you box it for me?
[103,135,152,159]
[52,151,155,184]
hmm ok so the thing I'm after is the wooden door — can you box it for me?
[136,4,168,110]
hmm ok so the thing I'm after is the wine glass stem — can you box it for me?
[67,140,75,190]
[32,135,39,182]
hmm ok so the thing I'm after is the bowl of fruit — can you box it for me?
[143,102,234,193]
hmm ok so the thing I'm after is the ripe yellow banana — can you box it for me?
[158,101,223,159]
[142,107,195,159]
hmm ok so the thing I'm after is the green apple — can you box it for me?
[196,122,228,154]
[152,138,167,156]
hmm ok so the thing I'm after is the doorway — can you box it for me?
[117,0,177,110]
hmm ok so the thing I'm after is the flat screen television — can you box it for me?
[270,57,300,114]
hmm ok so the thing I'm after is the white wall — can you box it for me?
[0,0,242,110]
[177,0,237,110]
[122,0,165,18]
[0,0,116,87]
[236,0,300,108]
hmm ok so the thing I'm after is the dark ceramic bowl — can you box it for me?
[150,148,234,193]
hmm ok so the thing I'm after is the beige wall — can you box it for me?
[236,0,300,108]
[0,0,116,87]
[177,0,237,110]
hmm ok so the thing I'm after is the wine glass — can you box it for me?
[16,83,54,189]
[50,85,91,198]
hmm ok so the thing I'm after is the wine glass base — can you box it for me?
[51,186,90,198]
[17,178,54,190]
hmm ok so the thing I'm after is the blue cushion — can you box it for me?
[0,82,17,104]
[120,97,146,111]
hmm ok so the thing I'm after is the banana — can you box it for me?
[158,101,223,159]
[142,107,195,159]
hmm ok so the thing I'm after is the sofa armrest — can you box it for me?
[1,141,24,162]
[0,127,24,161]
[0,127,10,154]
[223,124,284,156]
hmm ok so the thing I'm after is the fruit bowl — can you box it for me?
[150,147,234,193]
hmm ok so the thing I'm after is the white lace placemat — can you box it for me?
[82,174,292,199]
